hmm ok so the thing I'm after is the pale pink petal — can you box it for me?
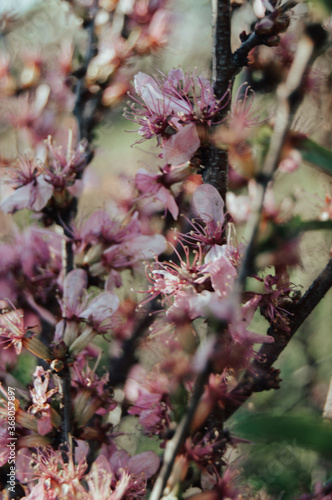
[163,124,200,166]
[226,192,251,223]
[124,365,148,401]
[135,169,158,193]
[94,454,113,473]
[109,450,130,474]
[207,256,237,298]
[241,296,261,324]
[37,411,52,436]
[0,175,53,213]
[63,269,87,310]
[81,292,119,321]
[155,185,179,219]
[193,184,224,223]
[32,176,54,210]
[167,68,184,86]
[122,234,167,259]
[134,72,160,96]
[128,451,160,478]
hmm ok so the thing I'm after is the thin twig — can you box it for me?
[149,361,212,500]
[231,0,297,67]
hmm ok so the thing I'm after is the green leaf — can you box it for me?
[234,413,332,457]
[299,138,332,176]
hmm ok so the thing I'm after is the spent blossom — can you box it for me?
[0,306,49,359]
[28,366,58,436]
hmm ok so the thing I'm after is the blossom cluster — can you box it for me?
[125,69,229,165]
[0,0,331,499]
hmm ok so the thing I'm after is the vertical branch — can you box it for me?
[57,8,98,451]
[211,0,233,96]
[202,0,233,201]
[149,361,212,500]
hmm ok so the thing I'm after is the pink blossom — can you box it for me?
[229,296,274,345]
[71,355,116,426]
[190,183,226,251]
[21,445,88,498]
[86,449,160,499]
[136,162,194,219]
[162,123,200,165]
[0,157,53,214]
[125,69,229,164]
[136,167,179,219]
[76,209,166,276]
[125,365,171,436]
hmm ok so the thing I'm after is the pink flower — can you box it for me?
[136,167,179,219]
[71,355,116,426]
[125,69,229,165]
[56,269,120,352]
[135,162,194,219]
[125,365,171,436]
[86,449,160,499]
[76,210,167,278]
[21,445,88,498]
[43,134,88,191]
[0,157,53,214]
[229,296,274,345]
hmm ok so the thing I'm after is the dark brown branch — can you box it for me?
[57,9,99,451]
[225,258,332,420]
[231,0,297,67]
[202,0,299,201]
[73,14,98,144]
[108,302,157,386]
[202,0,233,202]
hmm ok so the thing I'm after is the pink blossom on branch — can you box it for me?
[135,162,194,219]
[125,69,229,165]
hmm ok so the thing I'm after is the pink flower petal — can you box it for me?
[81,292,119,321]
[122,234,167,259]
[0,176,53,213]
[63,269,87,310]
[128,451,160,478]
[163,124,200,166]
[192,184,224,223]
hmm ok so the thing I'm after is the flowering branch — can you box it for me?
[225,257,332,419]
[236,23,327,291]
[57,6,99,451]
